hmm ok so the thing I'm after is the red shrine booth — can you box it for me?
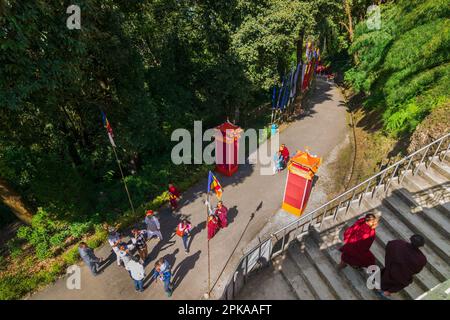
[282,149,322,216]
[215,121,242,177]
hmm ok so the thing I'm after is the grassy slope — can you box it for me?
[345,0,449,137]
[336,0,449,189]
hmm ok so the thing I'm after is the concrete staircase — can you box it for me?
[251,158,450,300]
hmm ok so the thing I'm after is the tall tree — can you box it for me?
[0,178,33,224]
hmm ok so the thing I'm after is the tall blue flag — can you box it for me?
[272,86,277,109]
[276,76,285,109]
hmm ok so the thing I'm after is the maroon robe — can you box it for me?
[339,217,376,268]
[168,185,180,209]
[215,205,228,228]
[207,215,220,240]
[381,240,427,293]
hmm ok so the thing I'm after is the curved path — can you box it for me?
[29,77,349,300]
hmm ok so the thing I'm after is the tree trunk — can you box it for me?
[344,0,354,42]
[0,178,33,224]
[234,106,240,123]
[0,0,6,17]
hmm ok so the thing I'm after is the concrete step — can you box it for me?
[436,202,450,215]
[399,175,450,214]
[275,254,316,300]
[418,164,449,187]
[417,166,450,204]
[303,236,359,300]
[287,242,336,299]
[374,221,440,292]
[402,174,442,207]
[431,160,450,180]
[393,188,450,240]
[370,236,424,299]
[382,194,450,264]
[363,198,450,282]
[324,245,380,300]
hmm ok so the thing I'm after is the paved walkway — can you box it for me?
[28,77,349,300]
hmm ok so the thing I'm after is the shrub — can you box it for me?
[6,238,23,259]
[68,221,93,238]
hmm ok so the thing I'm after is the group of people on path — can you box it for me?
[78,183,194,297]
[338,212,428,299]
[78,181,233,298]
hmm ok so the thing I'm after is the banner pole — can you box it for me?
[112,146,136,215]
[206,191,211,298]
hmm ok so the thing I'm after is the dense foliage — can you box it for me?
[0,0,352,258]
[345,0,450,136]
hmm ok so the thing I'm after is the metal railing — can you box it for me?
[221,132,450,300]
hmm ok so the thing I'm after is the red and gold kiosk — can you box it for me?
[282,149,322,216]
[215,121,242,177]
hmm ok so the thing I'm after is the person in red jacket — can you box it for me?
[168,183,180,210]
[338,213,378,269]
[279,144,290,168]
[176,219,192,253]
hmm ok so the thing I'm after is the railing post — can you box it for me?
[442,138,450,162]
[258,241,262,260]
[333,201,342,221]
[357,184,366,205]
[345,190,356,213]
[281,228,286,252]
[429,138,444,167]
[363,180,371,197]
[318,207,328,231]
[414,145,431,175]
[372,169,387,198]
[232,271,237,300]
[385,163,399,194]
[399,155,414,184]
[244,255,248,284]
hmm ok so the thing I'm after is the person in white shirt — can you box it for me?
[144,210,163,240]
[107,228,124,266]
[125,256,146,292]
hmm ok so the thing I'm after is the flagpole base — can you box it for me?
[203,293,210,299]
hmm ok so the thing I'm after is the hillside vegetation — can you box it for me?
[345,0,450,137]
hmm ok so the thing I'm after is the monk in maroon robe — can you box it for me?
[168,183,180,210]
[338,213,378,269]
[215,201,228,228]
[207,214,220,240]
[380,235,427,296]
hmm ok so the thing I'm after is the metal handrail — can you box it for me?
[221,132,450,300]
